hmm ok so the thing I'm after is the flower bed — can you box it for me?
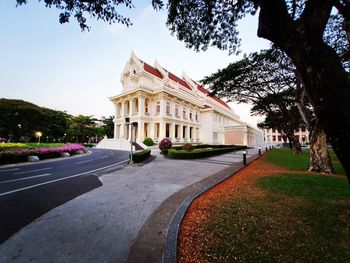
[0,144,86,165]
[0,143,64,152]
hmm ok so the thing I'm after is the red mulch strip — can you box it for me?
[177,157,292,263]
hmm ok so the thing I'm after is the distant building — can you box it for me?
[97,52,263,150]
[263,127,309,145]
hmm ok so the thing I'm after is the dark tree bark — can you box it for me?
[256,0,350,181]
[297,86,334,173]
[308,119,334,173]
[286,133,302,154]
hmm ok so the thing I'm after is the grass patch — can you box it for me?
[266,148,345,175]
[180,149,350,262]
[258,173,350,201]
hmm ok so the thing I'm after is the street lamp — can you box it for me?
[35,131,42,144]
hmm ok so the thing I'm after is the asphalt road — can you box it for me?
[0,148,129,196]
[0,148,129,243]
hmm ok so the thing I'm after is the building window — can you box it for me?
[145,99,149,113]
[156,101,160,114]
[166,101,171,115]
[175,104,179,117]
[272,135,276,141]
[183,107,187,119]
[195,112,198,121]
[189,110,193,120]
[272,129,276,133]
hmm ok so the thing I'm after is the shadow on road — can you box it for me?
[0,175,102,244]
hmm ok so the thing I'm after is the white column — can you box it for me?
[138,96,145,117]
[170,123,175,141]
[138,121,144,142]
[150,122,155,139]
[121,101,125,117]
[113,119,117,139]
[120,124,125,139]
[179,124,183,142]
[129,98,133,116]
[160,121,166,139]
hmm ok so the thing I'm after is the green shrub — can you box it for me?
[168,147,239,159]
[130,149,151,163]
[143,137,154,146]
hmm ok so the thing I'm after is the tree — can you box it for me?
[0,99,44,142]
[165,0,350,180]
[15,0,163,31]
[203,50,304,154]
[101,116,114,138]
[66,115,96,143]
[204,48,336,172]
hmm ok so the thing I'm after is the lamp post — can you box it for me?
[258,146,261,156]
[35,131,42,144]
[243,150,247,166]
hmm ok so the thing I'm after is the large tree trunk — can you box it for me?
[297,87,334,173]
[287,134,302,154]
[257,0,350,182]
[308,122,334,173]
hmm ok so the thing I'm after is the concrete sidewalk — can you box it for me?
[0,147,261,263]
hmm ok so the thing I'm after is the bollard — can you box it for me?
[243,150,247,166]
[265,146,268,152]
[258,147,261,156]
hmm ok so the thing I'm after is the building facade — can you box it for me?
[263,128,309,145]
[98,52,263,150]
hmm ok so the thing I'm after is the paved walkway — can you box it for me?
[0,147,261,263]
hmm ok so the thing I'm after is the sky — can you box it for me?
[0,1,270,126]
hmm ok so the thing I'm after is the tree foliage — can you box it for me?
[0,98,112,143]
[15,0,164,31]
[167,0,350,179]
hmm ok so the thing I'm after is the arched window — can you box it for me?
[145,98,149,114]
[156,101,160,114]
[166,101,171,115]
[175,104,179,117]
[183,107,187,119]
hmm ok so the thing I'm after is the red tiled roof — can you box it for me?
[143,62,163,79]
[210,96,231,109]
[196,82,230,109]
[168,71,192,90]
[197,85,208,95]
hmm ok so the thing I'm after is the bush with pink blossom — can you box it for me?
[0,144,87,165]
[159,138,172,154]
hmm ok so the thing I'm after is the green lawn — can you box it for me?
[266,148,345,175]
[193,149,350,262]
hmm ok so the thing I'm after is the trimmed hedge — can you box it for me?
[168,146,245,159]
[130,149,151,163]
[143,137,154,146]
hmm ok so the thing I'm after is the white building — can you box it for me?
[264,128,309,145]
[97,52,263,150]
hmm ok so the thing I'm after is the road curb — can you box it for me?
[162,151,267,263]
